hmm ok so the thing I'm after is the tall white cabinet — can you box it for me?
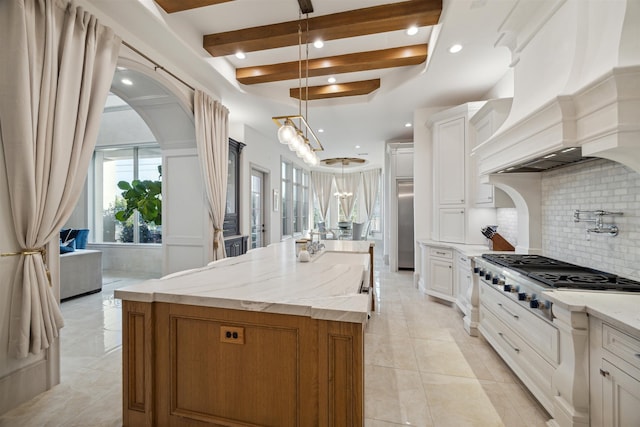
[427,102,496,244]
[469,99,514,207]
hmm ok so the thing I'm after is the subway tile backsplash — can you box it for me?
[496,208,518,247]
[542,158,640,280]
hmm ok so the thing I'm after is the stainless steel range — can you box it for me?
[474,253,640,417]
[475,254,640,322]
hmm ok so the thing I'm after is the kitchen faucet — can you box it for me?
[306,241,325,255]
[573,210,623,236]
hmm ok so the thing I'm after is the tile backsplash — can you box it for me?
[542,158,640,280]
[496,208,518,247]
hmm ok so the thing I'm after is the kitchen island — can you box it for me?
[115,240,371,427]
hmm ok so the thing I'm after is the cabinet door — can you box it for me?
[601,360,640,427]
[429,258,453,296]
[438,209,465,243]
[436,117,466,205]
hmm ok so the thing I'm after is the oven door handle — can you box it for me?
[498,332,520,353]
[497,303,519,319]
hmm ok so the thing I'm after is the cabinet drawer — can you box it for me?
[602,324,640,371]
[480,283,558,364]
[479,305,555,414]
[455,253,471,270]
[429,247,453,259]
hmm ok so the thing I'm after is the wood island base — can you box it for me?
[122,300,364,426]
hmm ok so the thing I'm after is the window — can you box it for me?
[93,145,162,244]
[281,159,309,238]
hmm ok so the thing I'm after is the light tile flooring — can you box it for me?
[0,255,550,426]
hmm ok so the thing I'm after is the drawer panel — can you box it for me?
[480,282,559,364]
[455,253,471,270]
[430,247,453,259]
[603,323,640,371]
[479,305,555,414]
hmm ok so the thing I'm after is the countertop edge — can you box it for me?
[543,290,640,336]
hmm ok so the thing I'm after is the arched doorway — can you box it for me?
[84,61,210,276]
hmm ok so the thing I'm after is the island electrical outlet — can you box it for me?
[220,326,245,344]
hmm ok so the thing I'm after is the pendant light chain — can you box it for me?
[305,13,310,142]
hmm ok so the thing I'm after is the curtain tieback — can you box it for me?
[213,229,223,250]
[1,247,47,257]
[1,248,51,286]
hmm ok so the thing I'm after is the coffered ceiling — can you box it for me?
[85,0,515,168]
[155,0,440,101]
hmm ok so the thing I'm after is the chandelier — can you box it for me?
[334,161,353,199]
[272,5,322,166]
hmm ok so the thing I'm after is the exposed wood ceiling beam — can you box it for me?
[236,45,427,85]
[155,0,233,14]
[203,0,442,57]
[290,79,381,100]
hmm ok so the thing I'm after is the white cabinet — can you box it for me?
[435,117,466,205]
[428,102,497,244]
[438,209,465,243]
[469,99,514,208]
[589,317,640,427]
[421,245,454,302]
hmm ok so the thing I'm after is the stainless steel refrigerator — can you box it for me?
[397,180,414,270]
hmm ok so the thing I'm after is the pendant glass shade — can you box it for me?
[277,121,296,144]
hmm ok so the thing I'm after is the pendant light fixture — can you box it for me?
[334,160,353,200]
[272,2,322,166]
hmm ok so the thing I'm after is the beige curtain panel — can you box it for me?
[362,168,381,220]
[194,90,230,261]
[311,171,334,222]
[0,0,120,358]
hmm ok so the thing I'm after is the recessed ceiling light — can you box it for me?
[355,145,361,149]
[318,129,324,133]
[314,39,324,49]
[406,26,419,36]
[121,78,133,86]
[328,77,336,83]
[449,44,463,54]
[405,123,412,128]
[235,51,246,59]
[116,66,127,71]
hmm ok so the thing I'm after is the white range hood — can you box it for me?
[473,0,640,176]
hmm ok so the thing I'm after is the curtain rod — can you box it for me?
[122,41,195,92]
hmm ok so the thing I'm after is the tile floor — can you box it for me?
[0,252,551,426]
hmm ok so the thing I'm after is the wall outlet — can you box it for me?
[220,325,245,344]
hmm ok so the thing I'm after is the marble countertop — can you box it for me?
[416,239,504,257]
[543,290,640,337]
[114,241,370,324]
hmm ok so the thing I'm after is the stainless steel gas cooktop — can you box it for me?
[481,254,640,292]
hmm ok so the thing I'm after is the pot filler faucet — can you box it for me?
[573,210,623,236]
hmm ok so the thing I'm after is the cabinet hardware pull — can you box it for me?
[460,257,466,262]
[635,353,640,359]
[497,303,519,319]
[599,369,610,377]
[436,251,446,255]
[498,332,520,353]
[448,265,452,269]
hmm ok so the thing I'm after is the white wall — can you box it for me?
[88,243,162,276]
[542,158,640,280]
